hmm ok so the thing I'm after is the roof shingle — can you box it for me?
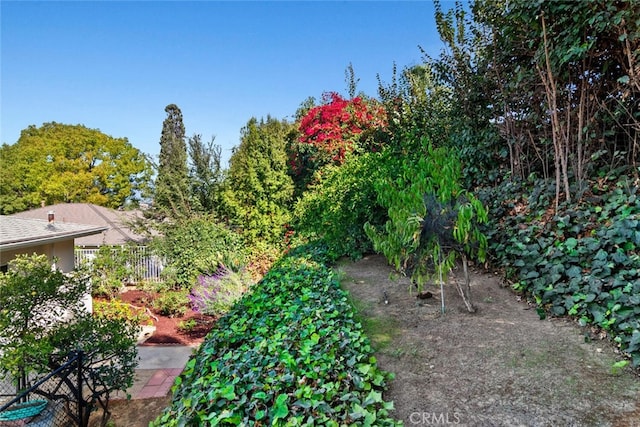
[0,216,108,250]
[10,203,147,246]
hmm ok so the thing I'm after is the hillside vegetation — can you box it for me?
[3,0,638,424]
[151,2,639,422]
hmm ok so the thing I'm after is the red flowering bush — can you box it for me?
[290,92,387,178]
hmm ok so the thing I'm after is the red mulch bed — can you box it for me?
[98,289,217,346]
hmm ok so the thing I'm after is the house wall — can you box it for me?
[0,239,76,272]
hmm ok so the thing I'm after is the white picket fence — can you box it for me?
[74,246,165,283]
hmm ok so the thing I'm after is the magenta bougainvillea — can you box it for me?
[291,92,387,175]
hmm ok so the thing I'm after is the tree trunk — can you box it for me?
[455,253,476,313]
[538,13,571,211]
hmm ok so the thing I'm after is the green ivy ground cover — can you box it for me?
[152,245,400,426]
[485,179,640,366]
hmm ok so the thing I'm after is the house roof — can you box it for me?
[10,203,148,246]
[0,216,108,250]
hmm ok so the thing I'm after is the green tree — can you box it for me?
[365,138,488,313]
[188,134,225,215]
[154,104,190,218]
[0,122,152,214]
[0,254,138,426]
[429,0,640,198]
[422,0,503,189]
[377,63,455,153]
[486,0,640,204]
[222,116,295,246]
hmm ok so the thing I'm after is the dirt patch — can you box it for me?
[338,254,640,426]
[89,396,172,427]
[101,257,639,426]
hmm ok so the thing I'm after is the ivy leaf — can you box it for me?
[271,394,289,420]
[362,390,383,406]
[627,331,640,353]
[564,237,578,251]
[566,265,582,278]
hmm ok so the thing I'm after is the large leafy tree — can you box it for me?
[154,104,190,218]
[415,1,504,189]
[222,116,295,246]
[429,0,640,200]
[377,63,456,153]
[466,0,638,203]
[0,122,152,214]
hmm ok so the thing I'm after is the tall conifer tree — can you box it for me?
[154,104,189,218]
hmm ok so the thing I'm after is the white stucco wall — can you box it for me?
[0,239,76,272]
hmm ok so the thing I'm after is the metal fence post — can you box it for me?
[76,350,85,427]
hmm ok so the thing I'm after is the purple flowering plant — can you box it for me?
[189,265,251,316]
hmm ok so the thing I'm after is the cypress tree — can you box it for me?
[154,104,189,218]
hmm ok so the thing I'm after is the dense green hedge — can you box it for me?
[152,243,400,426]
[293,153,387,261]
[484,177,640,366]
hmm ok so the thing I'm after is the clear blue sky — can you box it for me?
[2,1,450,166]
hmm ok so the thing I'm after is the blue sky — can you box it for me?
[2,1,449,166]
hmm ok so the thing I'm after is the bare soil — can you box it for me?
[93,396,172,427]
[104,256,640,426]
[338,254,640,427]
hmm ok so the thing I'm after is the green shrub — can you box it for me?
[177,319,197,333]
[0,254,138,424]
[245,240,282,281]
[365,138,487,291]
[138,279,173,295]
[94,299,152,326]
[151,215,247,289]
[89,245,134,298]
[152,247,400,426]
[152,290,190,317]
[293,152,387,260]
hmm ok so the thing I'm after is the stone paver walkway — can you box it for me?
[113,345,196,400]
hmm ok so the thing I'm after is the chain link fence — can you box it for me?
[0,352,87,427]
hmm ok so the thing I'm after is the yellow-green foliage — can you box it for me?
[293,152,387,260]
[365,137,488,288]
[0,122,151,213]
[94,299,152,326]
